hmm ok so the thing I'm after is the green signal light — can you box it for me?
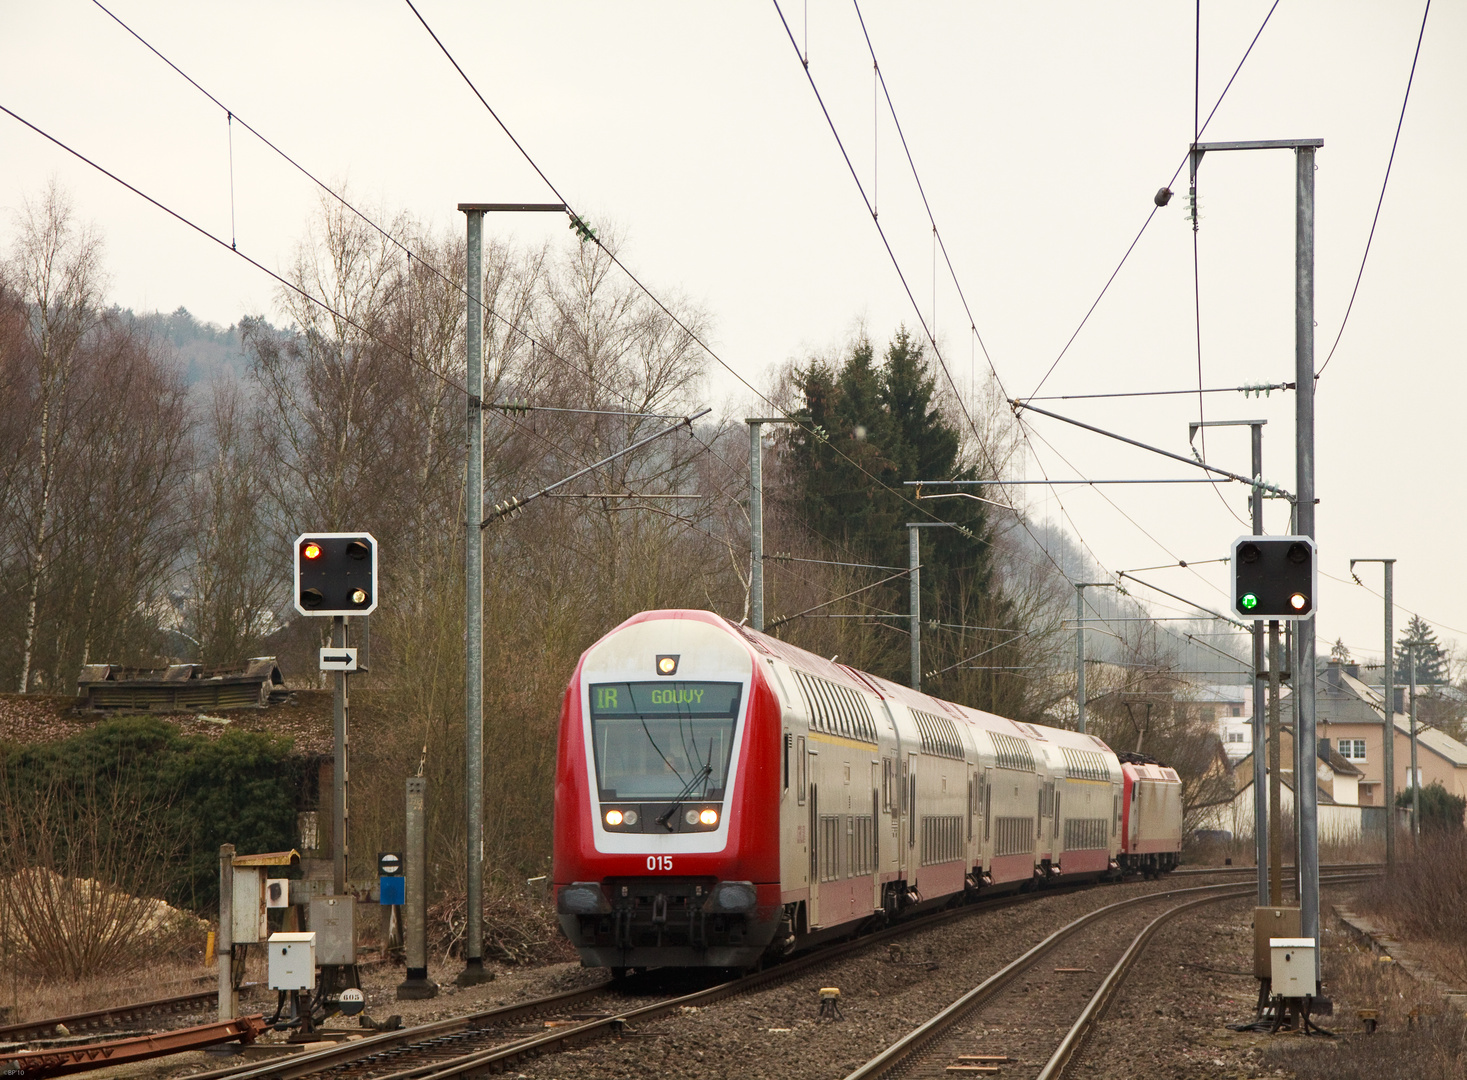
[1240,593,1259,611]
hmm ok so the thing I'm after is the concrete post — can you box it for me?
[397,776,437,999]
[458,208,490,986]
[218,844,235,1020]
[1409,648,1420,844]
[1382,561,1395,868]
[1076,585,1086,735]
[1250,423,1268,906]
[332,616,348,895]
[909,526,921,691]
[1267,623,1282,907]
[749,421,764,631]
[1292,143,1320,984]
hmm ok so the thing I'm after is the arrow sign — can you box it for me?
[319,647,359,671]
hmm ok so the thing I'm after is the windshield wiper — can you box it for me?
[656,763,712,831]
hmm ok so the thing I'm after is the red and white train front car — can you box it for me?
[554,610,1181,970]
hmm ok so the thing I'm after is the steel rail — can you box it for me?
[174,980,618,1080]
[337,874,1300,1080]
[1041,872,1379,1080]
[195,879,1130,1080]
[1037,892,1241,1080]
[1170,860,1382,878]
[840,871,1378,1080]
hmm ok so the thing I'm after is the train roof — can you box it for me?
[597,609,1115,757]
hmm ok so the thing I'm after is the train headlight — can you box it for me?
[605,809,623,826]
[656,654,679,676]
[699,808,718,826]
[623,809,638,825]
[684,809,699,825]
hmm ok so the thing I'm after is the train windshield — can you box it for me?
[588,682,742,800]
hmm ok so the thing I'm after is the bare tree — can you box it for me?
[4,184,103,691]
[183,380,277,665]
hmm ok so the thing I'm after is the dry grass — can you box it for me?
[1184,827,1385,869]
[1355,831,1467,986]
[1281,923,1467,1080]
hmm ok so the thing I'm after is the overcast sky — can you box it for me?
[2,1,1462,663]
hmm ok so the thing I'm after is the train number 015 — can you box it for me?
[646,855,674,872]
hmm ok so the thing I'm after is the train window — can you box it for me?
[882,758,894,812]
[783,732,791,792]
[1053,792,1061,838]
[797,737,807,804]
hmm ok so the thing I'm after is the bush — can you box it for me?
[0,717,303,911]
[1396,781,1466,832]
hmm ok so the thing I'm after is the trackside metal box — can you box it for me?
[1253,907,1301,977]
[1270,937,1317,997]
[268,931,316,991]
[309,897,357,965]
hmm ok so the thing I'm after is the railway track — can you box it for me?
[844,870,1378,1079]
[174,881,1114,1080]
[4,861,1382,1077]
[0,988,219,1047]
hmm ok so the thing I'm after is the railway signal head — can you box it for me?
[1231,535,1316,620]
[294,532,378,617]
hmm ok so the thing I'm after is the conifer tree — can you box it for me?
[1396,614,1448,685]
[782,328,1016,706]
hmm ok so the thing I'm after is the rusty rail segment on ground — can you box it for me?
[0,1015,267,1079]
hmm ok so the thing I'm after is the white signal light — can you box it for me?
[1289,592,1308,611]
[350,588,368,604]
[699,808,718,826]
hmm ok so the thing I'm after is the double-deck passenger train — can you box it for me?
[553,610,1182,970]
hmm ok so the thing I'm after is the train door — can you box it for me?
[808,778,820,927]
[872,761,882,911]
[982,767,993,869]
[907,752,919,853]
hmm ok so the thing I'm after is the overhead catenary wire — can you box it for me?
[787,2,1279,657]
[1315,0,1432,380]
[0,101,471,402]
[0,100,745,568]
[1026,0,1281,399]
[776,0,1128,637]
[19,6,990,654]
[406,0,1133,648]
[404,0,1009,568]
[89,0,729,458]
